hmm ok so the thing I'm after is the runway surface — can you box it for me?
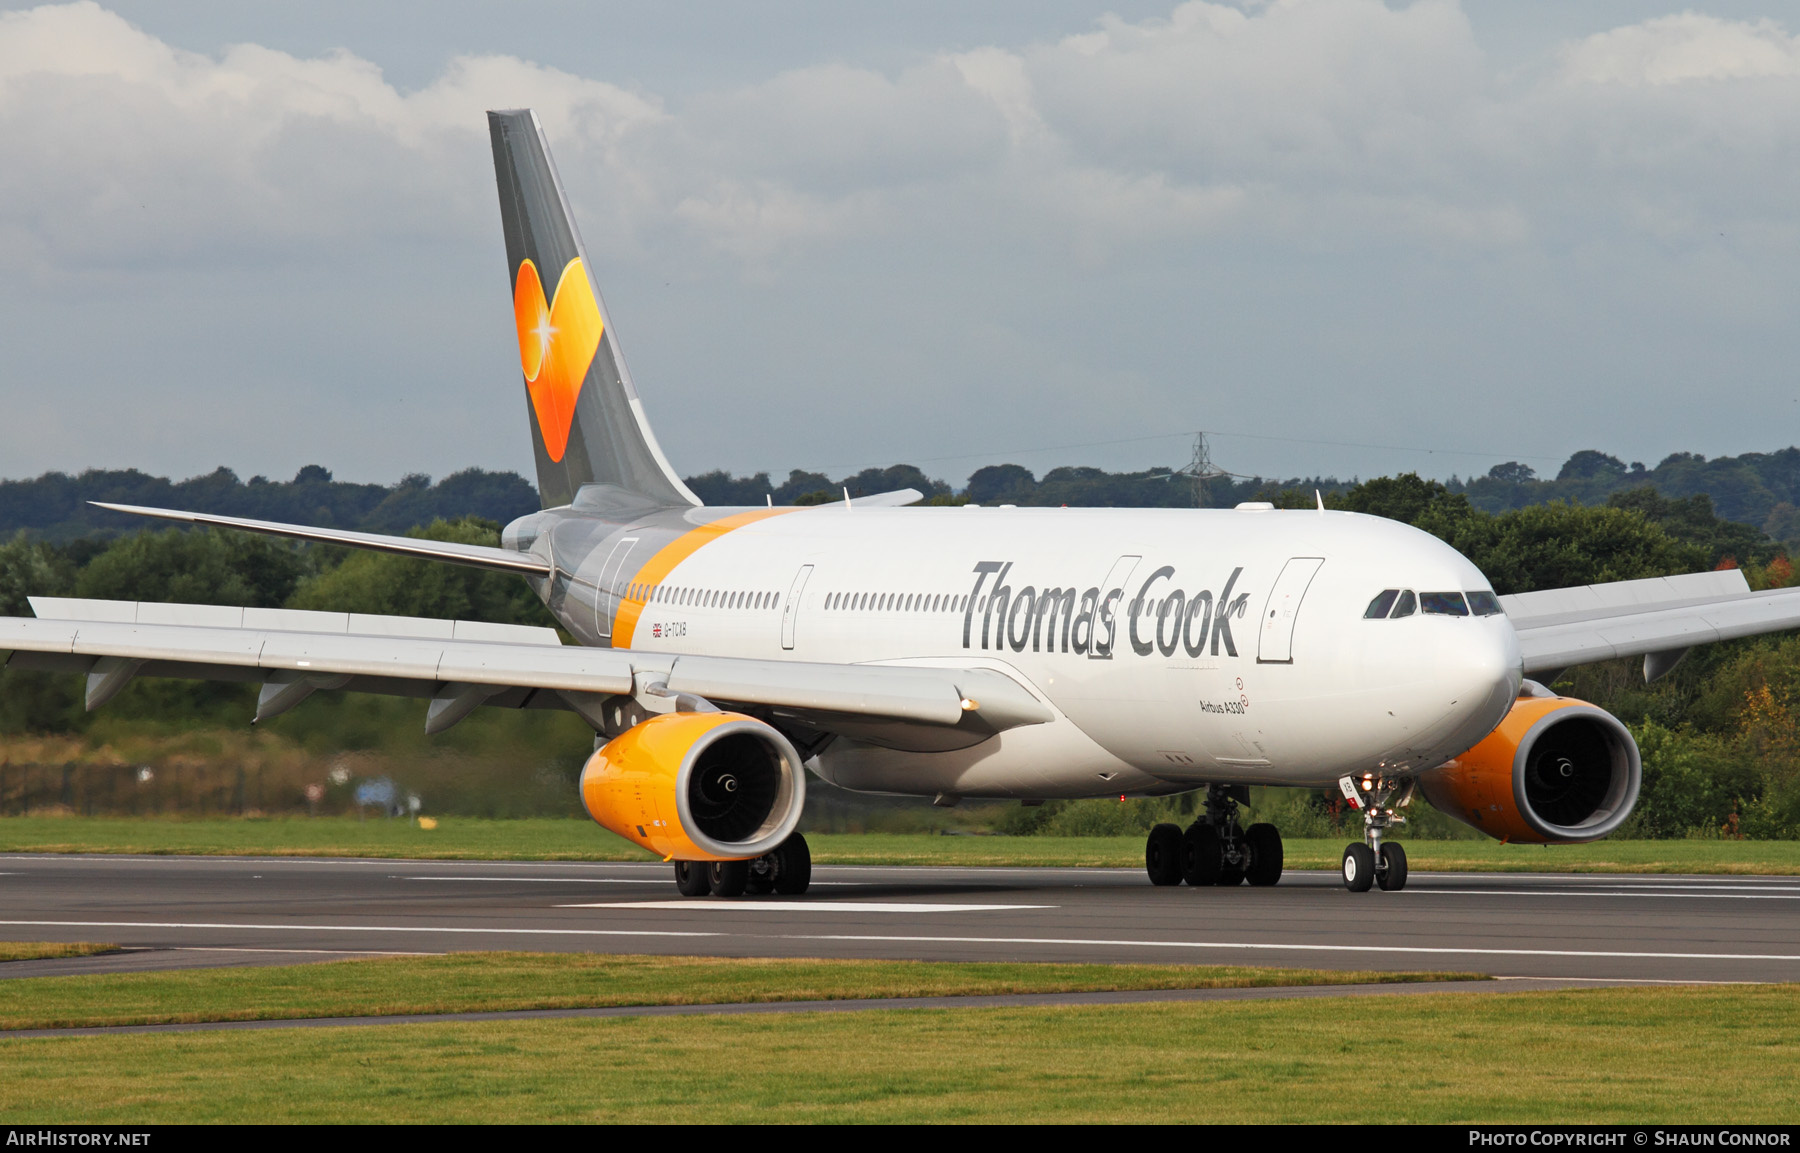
[3,854,1799,984]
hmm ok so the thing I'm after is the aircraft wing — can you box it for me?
[1504,569,1800,680]
[0,597,1050,739]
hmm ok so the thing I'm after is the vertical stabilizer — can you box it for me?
[488,109,699,510]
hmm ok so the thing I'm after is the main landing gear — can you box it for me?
[1145,784,1283,888]
[1339,774,1412,893]
[673,833,812,898]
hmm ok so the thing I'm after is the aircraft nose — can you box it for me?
[1436,619,1523,748]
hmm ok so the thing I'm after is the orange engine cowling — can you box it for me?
[1416,694,1641,844]
[579,712,806,862]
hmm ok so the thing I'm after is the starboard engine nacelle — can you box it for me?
[1415,694,1641,844]
[580,712,806,861]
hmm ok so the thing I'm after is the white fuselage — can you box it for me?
[548,504,1523,800]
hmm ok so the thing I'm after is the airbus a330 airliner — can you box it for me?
[8,110,1800,897]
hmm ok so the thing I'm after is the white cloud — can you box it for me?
[1557,13,1800,86]
[1,0,1799,486]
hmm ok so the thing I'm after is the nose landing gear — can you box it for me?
[1143,784,1284,888]
[1338,774,1413,892]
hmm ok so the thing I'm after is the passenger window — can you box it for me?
[1391,590,1417,618]
[1364,590,1399,619]
[1420,592,1469,616]
[1466,591,1503,617]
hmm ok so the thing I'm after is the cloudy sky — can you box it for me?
[0,1,1796,491]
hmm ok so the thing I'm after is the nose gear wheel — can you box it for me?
[1338,774,1414,892]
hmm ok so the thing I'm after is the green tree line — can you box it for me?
[5,464,1800,836]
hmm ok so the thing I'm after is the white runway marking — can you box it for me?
[402,876,857,886]
[0,920,719,939]
[1605,883,1800,891]
[4,919,1793,966]
[564,901,1054,913]
[170,947,441,957]
[1417,889,1800,900]
[785,934,1800,963]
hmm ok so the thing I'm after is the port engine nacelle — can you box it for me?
[1416,694,1641,844]
[579,712,806,861]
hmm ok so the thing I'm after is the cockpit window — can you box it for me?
[1466,591,1503,617]
[1420,591,1470,616]
[1391,590,1417,618]
[1363,589,1399,619]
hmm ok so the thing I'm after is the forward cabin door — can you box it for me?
[593,537,639,640]
[1257,557,1324,664]
[781,564,814,650]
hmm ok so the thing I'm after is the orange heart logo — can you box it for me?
[513,257,603,463]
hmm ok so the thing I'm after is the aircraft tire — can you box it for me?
[708,859,749,898]
[745,860,776,895]
[773,833,812,895]
[1342,843,1375,893]
[1244,823,1283,887]
[1377,842,1409,892]
[1145,823,1184,886]
[673,861,710,897]
[1181,823,1223,887]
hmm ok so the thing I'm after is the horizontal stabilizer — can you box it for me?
[89,502,551,576]
[847,488,923,508]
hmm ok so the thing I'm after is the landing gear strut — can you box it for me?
[1339,774,1413,893]
[673,833,812,898]
[1144,784,1283,888]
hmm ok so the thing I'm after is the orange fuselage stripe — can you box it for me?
[612,507,797,647]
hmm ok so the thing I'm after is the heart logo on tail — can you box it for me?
[513,257,603,463]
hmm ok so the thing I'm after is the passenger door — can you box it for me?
[593,537,639,640]
[781,564,815,650]
[1258,557,1324,663]
[1090,555,1141,660]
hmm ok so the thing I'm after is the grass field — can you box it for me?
[3,815,1800,873]
[4,984,1797,1122]
[0,942,114,963]
[0,952,1471,1031]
